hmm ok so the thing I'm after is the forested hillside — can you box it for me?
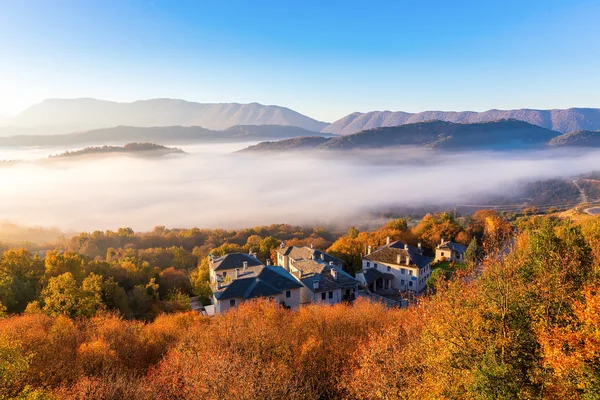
[1,211,600,398]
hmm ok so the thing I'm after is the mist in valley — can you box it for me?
[1,142,600,236]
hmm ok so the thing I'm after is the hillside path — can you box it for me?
[572,179,588,203]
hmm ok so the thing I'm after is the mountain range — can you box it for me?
[239,120,563,153]
[0,125,330,147]
[0,98,328,134]
[323,108,600,135]
[2,99,600,143]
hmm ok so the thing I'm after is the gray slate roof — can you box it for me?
[360,268,395,285]
[211,253,263,271]
[212,265,303,301]
[293,259,360,292]
[277,246,344,266]
[437,241,467,253]
[364,241,432,270]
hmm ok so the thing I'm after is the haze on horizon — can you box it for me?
[1,143,600,234]
[1,0,600,122]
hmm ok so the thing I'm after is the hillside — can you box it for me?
[323,107,600,135]
[0,125,329,147]
[549,130,600,147]
[237,136,330,152]
[48,143,185,158]
[242,120,559,152]
[2,98,328,132]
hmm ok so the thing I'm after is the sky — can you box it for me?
[1,0,599,122]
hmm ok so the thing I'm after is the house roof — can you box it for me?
[363,241,432,269]
[360,268,395,285]
[300,273,340,293]
[437,241,467,253]
[210,253,263,271]
[292,259,360,291]
[212,265,303,301]
[276,246,344,266]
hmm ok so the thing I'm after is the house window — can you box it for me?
[328,291,333,299]
[401,268,406,274]
[387,266,391,272]
[321,292,326,300]
[229,299,236,307]
[286,290,291,298]
[441,252,445,257]
[374,263,378,269]
[366,261,370,268]
[409,282,413,287]
[401,279,405,285]
[223,271,228,277]
[409,270,413,276]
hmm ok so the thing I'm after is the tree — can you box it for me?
[464,237,482,267]
[347,226,360,239]
[42,272,104,318]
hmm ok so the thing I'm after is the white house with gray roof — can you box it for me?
[277,245,359,303]
[209,252,263,285]
[210,258,303,314]
[435,239,467,263]
[358,238,433,293]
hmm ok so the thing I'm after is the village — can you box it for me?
[197,237,467,315]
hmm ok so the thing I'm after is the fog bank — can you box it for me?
[1,143,600,232]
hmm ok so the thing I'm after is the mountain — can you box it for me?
[0,125,331,147]
[3,98,328,133]
[241,120,559,152]
[322,108,600,135]
[549,130,600,147]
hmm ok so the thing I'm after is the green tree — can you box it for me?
[42,272,104,318]
[347,226,360,239]
[464,237,482,267]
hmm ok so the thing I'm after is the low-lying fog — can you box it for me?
[1,142,600,233]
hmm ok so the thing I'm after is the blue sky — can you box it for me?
[0,0,599,122]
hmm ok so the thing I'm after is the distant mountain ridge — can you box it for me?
[0,125,331,147]
[323,108,600,135]
[2,98,328,133]
[240,119,559,152]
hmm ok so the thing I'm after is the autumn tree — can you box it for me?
[42,272,105,318]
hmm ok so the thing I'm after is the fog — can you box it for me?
[1,142,600,233]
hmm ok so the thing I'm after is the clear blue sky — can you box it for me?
[1,0,599,122]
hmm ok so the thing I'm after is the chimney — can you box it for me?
[320,253,325,261]
[404,243,409,250]
[386,236,390,245]
[234,268,239,279]
[331,268,338,280]
[280,241,285,249]
[313,279,319,291]
[397,254,402,265]
[266,259,271,266]
[441,238,445,245]
[243,261,248,271]
[406,255,411,266]
[418,242,422,252]
[367,245,372,255]
[310,243,314,249]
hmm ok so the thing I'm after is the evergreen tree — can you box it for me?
[464,237,482,266]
